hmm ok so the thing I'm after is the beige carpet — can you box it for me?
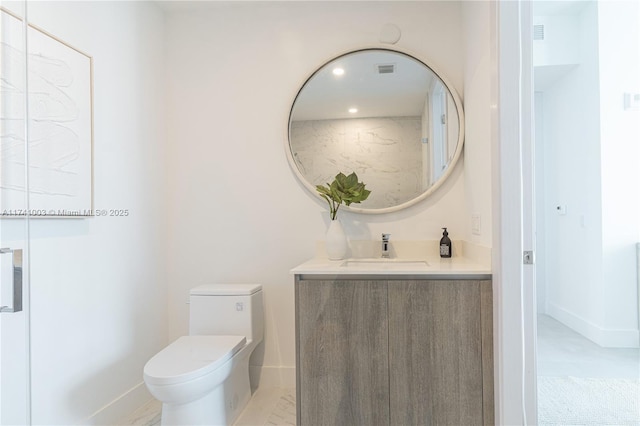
[538,376,640,425]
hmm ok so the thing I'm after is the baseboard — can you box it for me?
[80,367,293,425]
[80,381,153,425]
[250,365,296,389]
[548,303,639,348]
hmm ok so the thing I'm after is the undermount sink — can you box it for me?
[340,259,430,269]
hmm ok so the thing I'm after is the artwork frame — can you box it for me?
[1,7,94,218]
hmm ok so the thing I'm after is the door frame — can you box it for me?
[493,0,537,424]
[0,1,32,423]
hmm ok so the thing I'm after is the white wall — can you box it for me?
[20,2,167,423]
[533,13,580,67]
[538,2,605,339]
[462,0,493,247]
[536,1,640,347]
[534,92,547,313]
[597,0,640,345]
[165,1,472,385]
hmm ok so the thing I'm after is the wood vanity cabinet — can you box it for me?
[295,277,494,426]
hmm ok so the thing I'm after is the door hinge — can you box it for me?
[523,250,535,265]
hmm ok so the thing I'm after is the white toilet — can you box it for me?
[143,284,264,426]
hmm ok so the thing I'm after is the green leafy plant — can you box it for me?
[316,172,371,220]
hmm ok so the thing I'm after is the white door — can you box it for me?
[430,82,449,183]
[495,0,537,424]
[519,1,538,423]
[0,2,31,424]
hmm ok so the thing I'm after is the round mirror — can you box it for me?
[287,48,464,214]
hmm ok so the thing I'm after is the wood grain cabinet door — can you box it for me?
[296,279,390,426]
[388,280,490,426]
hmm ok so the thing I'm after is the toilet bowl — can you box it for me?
[143,284,263,426]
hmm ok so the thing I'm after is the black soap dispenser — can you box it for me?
[440,228,452,258]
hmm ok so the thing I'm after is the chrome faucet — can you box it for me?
[381,234,391,258]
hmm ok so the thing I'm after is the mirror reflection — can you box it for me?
[288,49,463,212]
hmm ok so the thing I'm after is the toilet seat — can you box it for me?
[144,335,246,386]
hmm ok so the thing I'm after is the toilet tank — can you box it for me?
[189,284,264,343]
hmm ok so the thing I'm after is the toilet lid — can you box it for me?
[144,335,246,385]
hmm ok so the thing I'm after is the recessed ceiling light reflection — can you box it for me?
[348,107,358,114]
[332,67,345,76]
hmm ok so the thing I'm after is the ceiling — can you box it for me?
[533,0,590,16]
[291,50,435,121]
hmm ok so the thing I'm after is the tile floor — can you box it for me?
[537,314,640,379]
[536,314,640,423]
[235,388,296,426]
[119,387,296,426]
[118,398,161,426]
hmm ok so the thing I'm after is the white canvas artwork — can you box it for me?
[1,9,93,217]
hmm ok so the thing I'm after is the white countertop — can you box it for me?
[291,240,492,279]
[291,256,491,278]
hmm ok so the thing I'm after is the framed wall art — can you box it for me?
[1,8,93,217]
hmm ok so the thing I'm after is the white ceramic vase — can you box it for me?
[326,219,348,260]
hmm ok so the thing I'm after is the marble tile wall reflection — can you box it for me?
[290,116,424,209]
